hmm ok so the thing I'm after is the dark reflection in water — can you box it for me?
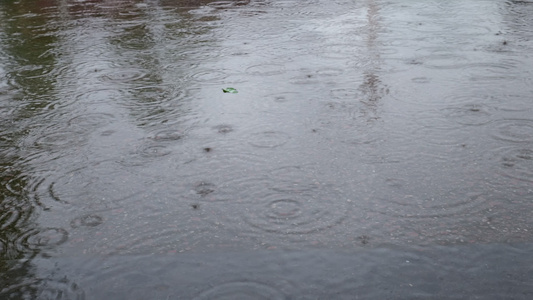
[0,1,83,298]
[1,0,533,298]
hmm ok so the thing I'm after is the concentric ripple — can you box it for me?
[98,68,148,83]
[3,171,28,197]
[419,52,469,69]
[0,203,33,231]
[243,188,349,234]
[440,93,496,107]
[137,143,173,158]
[410,111,469,145]
[366,189,492,219]
[213,124,234,134]
[3,172,49,215]
[67,112,116,131]
[247,131,291,148]
[0,206,21,230]
[74,88,126,105]
[462,61,523,80]
[32,170,94,207]
[150,129,186,141]
[119,140,174,166]
[266,199,301,218]
[0,277,86,300]
[193,181,216,197]
[442,103,496,126]
[189,69,232,84]
[33,130,87,149]
[316,121,382,147]
[267,165,321,193]
[245,64,286,76]
[14,227,69,252]
[228,165,353,235]
[490,119,533,143]
[70,214,104,228]
[205,164,353,235]
[30,166,138,211]
[193,282,285,300]
[252,92,301,113]
[492,146,533,183]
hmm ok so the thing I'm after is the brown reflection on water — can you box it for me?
[358,0,388,121]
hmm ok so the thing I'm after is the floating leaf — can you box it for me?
[222,87,238,94]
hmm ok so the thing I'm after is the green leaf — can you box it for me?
[222,87,238,94]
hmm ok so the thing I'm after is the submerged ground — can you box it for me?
[1,0,532,298]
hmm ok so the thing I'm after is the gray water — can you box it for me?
[1,0,533,298]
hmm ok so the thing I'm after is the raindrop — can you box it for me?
[151,129,186,142]
[271,93,296,103]
[193,182,216,197]
[136,142,172,159]
[213,124,234,134]
[493,147,533,183]
[490,119,533,143]
[70,214,104,228]
[411,77,431,84]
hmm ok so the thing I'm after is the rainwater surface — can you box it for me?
[1,0,533,298]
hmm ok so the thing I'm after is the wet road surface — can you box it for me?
[1,0,533,298]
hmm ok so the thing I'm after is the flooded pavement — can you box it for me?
[1,0,533,298]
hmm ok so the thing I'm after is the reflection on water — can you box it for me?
[70,243,533,299]
[359,0,388,117]
[1,0,533,298]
